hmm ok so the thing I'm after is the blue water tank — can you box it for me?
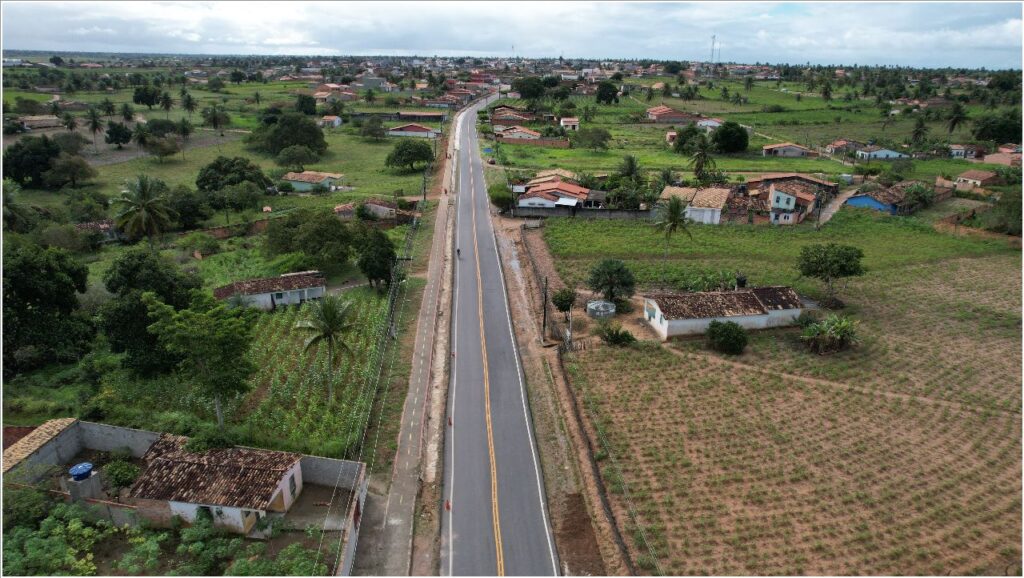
[69,462,93,481]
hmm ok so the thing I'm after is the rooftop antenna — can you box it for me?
[709,34,716,65]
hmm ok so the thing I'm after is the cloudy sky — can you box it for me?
[2,2,1021,69]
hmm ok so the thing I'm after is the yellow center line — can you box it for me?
[470,159,505,576]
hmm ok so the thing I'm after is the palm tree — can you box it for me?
[294,295,357,400]
[178,118,192,160]
[132,123,150,151]
[653,195,693,265]
[114,175,175,250]
[120,102,135,123]
[618,154,640,180]
[182,93,196,120]
[253,90,261,105]
[100,98,116,118]
[85,107,104,153]
[688,135,716,181]
[744,76,754,92]
[61,112,78,132]
[159,91,174,119]
[911,116,929,144]
[946,102,968,135]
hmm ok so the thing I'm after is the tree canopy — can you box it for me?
[249,113,327,156]
[797,243,865,308]
[195,156,271,192]
[385,139,434,171]
[711,121,749,153]
[588,259,636,302]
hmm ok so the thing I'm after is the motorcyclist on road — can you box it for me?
[456,247,461,258]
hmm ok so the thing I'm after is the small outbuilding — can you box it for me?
[213,272,326,310]
[282,171,344,192]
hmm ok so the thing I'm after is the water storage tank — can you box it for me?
[69,462,93,481]
[586,300,616,319]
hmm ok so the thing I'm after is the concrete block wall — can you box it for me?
[79,422,160,458]
[299,455,365,489]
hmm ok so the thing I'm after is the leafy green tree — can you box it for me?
[145,136,181,163]
[99,247,200,375]
[596,80,619,104]
[132,85,160,109]
[364,88,376,103]
[487,182,514,212]
[386,139,434,171]
[3,242,92,376]
[250,112,326,155]
[168,184,212,230]
[61,112,77,132]
[797,243,865,308]
[653,195,692,263]
[145,291,257,428]
[207,76,226,92]
[105,121,132,149]
[356,229,396,289]
[972,108,1021,143]
[552,287,576,321]
[100,97,116,118]
[588,259,636,302]
[2,179,40,233]
[673,123,703,154]
[195,156,271,191]
[359,116,387,140]
[120,102,135,122]
[711,121,749,153]
[276,144,318,171]
[266,208,353,267]
[572,126,612,150]
[48,99,62,116]
[51,131,87,155]
[43,153,97,189]
[3,135,62,186]
[114,174,175,249]
[201,104,231,136]
[820,81,832,101]
[617,154,641,180]
[512,76,546,100]
[294,295,356,400]
[295,93,317,115]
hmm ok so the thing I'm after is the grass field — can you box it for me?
[565,343,1021,575]
[542,206,1014,292]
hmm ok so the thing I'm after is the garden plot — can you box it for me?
[565,343,1022,575]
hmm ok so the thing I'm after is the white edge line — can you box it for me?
[474,122,560,575]
[446,112,463,577]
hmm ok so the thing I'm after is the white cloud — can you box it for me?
[1,1,1020,68]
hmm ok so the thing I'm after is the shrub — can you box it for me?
[487,183,514,212]
[597,321,637,346]
[184,427,237,453]
[177,232,220,256]
[104,460,141,491]
[801,314,859,354]
[707,320,748,354]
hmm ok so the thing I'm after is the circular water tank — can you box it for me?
[69,462,93,481]
[586,300,616,319]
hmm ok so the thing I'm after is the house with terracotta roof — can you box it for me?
[282,170,344,192]
[982,152,1022,168]
[956,169,1001,189]
[646,105,694,123]
[949,144,984,159]
[213,272,326,310]
[846,181,929,215]
[517,179,593,209]
[768,181,819,225]
[696,117,724,132]
[387,123,440,138]
[498,125,542,140]
[319,115,343,128]
[559,117,580,131]
[642,286,804,339]
[825,139,865,155]
[659,186,732,224]
[762,142,812,157]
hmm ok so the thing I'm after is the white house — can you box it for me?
[762,142,812,157]
[697,117,724,132]
[387,123,439,139]
[642,286,804,340]
[213,272,326,310]
[856,146,909,160]
[516,180,591,209]
[129,434,303,534]
[319,115,343,128]
[768,182,817,225]
[559,117,580,131]
[685,188,731,225]
[498,125,542,140]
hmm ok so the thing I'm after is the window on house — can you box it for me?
[289,474,296,498]
[775,195,780,203]
[275,292,284,300]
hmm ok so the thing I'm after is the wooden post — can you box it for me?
[541,276,548,339]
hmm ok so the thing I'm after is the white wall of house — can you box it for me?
[287,178,338,192]
[770,211,799,225]
[856,149,907,160]
[764,146,808,157]
[764,307,803,328]
[518,196,557,208]
[685,206,721,225]
[643,298,802,339]
[243,286,326,310]
[169,502,252,533]
[387,129,437,138]
[501,130,540,140]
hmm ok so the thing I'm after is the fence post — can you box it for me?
[541,276,548,339]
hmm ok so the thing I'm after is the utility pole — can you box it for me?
[541,276,548,339]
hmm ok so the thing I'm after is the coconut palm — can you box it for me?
[120,102,135,123]
[618,154,641,180]
[688,135,716,180]
[132,122,150,151]
[946,101,968,135]
[653,195,693,265]
[61,112,78,132]
[294,295,357,400]
[181,92,197,120]
[114,175,175,250]
[100,98,116,118]
[911,116,929,144]
[159,91,174,119]
[85,107,104,153]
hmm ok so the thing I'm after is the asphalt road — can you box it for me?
[441,98,560,576]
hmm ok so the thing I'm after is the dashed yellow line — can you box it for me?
[469,164,505,576]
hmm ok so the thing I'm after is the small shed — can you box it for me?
[643,287,803,340]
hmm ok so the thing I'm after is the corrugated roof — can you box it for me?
[129,434,300,510]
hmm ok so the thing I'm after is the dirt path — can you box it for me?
[664,344,1021,416]
[816,188,857,226]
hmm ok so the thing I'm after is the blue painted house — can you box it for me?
[846,192,899,215]
[845,181,928,216]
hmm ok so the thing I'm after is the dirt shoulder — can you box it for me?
[492,212,627,575]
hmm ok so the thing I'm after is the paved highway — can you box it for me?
[441,98,559,576]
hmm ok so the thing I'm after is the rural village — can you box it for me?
[1,2,1022,577]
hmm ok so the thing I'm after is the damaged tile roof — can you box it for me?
[213,273,324,299]
[129,434,300,510]
[644,286,802,320]
[3,418,77,474]
[283,171,344,184]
